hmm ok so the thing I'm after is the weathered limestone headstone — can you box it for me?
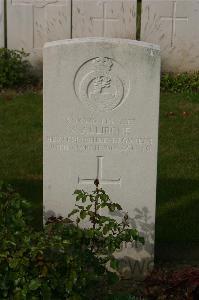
[7,0,71,67]
[141,0,199,72]
[44,38,160,277]
[0,0,4,47]
[72,0,137,39]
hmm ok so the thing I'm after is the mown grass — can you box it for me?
[156,92,199,244]
[0,91,198,244]
[0,91,43,228]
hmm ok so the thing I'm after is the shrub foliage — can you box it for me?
[0,48,37,89]
[161,72,199,93]
[0,181,143,299]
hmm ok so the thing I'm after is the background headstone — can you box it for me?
[43,38,160,277]
[141,0,199,73]
[72,0,137,39]
[0,0,4,47]
[7,0,71,68]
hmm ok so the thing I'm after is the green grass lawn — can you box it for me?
[0,91,43,228]
[157,93,199,243]
[0,91,198,247]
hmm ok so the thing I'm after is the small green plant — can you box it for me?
[0,182,107,299]
[161,72,199,93]
[0,48,37,89]
[69,179,144,271]
[0,181,144,299]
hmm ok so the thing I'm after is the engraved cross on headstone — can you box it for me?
[11,0,61,48]
[78,156,121,186]
[160,0,188,48]
[92,1,120,36]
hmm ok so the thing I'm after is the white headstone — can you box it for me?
[43,38,160,278]
[0,0,4,47]
[7,0,71,68]
[72,0,137,39]
[141,0,199,73]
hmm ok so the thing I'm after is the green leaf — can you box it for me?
[100,194,109,202]
[115,203,122,210]
[73,189,82,195]
[86,204,92,210]
[80,210,87,219]
[76,194,82,201]
[109,204,116,212]
[75,205,84,209]
[103,226,109,235]
[82,195,87,203]
[68,209,79,218]
[29,279,41,291]
[110,258,119,270]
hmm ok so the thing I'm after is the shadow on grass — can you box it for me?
[155,177,199,262]
[155,241,199,264]
[4,178,43,231]
[157,178,199,204]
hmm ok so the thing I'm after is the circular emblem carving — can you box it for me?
[74,57,130,112]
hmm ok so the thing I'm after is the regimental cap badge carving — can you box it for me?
[74,56,130,112]
[93,57,113,73]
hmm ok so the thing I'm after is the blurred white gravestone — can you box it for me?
[7,0,71,68]
[141,0,199,73]
[72,0,137,39]
[0,0,4,47]
[43,38,160,277]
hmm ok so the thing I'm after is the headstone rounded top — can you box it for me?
[44,37,160,52]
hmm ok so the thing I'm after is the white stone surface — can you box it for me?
[43,38,160,277]
[72,0,137,39]
[141,0,199,73]
[7,0,71,67]
[0,0,4,47]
